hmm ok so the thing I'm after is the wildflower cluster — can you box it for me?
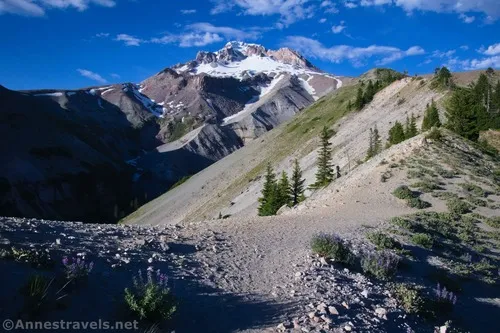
[361,250,400,280]
[434,283,457,305]
[62,256,94,279]
[124,269,176,321]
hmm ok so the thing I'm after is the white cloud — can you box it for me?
[77,69,107,84]
[110,73,120,79]
[95,32,109,38]
[350,0,500,21]
[178,32,224,47]
[0,0,116,16]
[331,21,346,33]
[115,34,143,46]
[320,0,338,14]
[319,17,326,23]
[344,1,357,8]
[432,50,456,58]
[150,22,262,47]
[151,32,224,48]
[0,0,45,16]
[483,43,500,56]
[466,56,500,69]
[210,0,315,26]
[460,45,469,51]
[186,22,262,40]
[459,13,475,23]
[180,9,196,14]
[283,36,424,67]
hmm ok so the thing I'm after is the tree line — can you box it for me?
[258,126,341,216]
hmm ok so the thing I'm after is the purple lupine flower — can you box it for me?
[62,256,94,279]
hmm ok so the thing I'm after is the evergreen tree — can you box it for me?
[277,171,292,208]
[366,125,382,160]
[445,88,481,141]
[363,80,376,103]
[355,87,365,110]
[422,100,441,131]
[373,125,382,154]
[313,126,334,188]
[408,113,418,138]
[258,163,279,216]
[435,66,453,87]
[493,81,500,113]
[404,115,410,139]
[290,159,305,206]
[347,100,352,111]
[473,73,493,113]
[388,121,406,145]
[365,128,374,160]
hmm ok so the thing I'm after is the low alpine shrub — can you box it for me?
[392,185,415,200]
[411,233,434,249]
[124,270,176,321]
[311,233,352,264]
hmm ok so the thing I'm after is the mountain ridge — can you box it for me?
[0,42,342,223]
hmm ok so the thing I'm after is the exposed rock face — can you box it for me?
[0,85,157,223]
[267,47,318,70]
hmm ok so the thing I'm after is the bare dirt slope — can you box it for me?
[125,75,445,226]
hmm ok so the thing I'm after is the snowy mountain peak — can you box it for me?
[174,41,322,80]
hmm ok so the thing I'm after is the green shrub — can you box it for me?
[485,217,500,228]
[360,250,400,280]
[459,183,487,197]
[407,197,432,209]
[393,283,424,314]
[431,191,459,200]
[411,233,434,248]
[410,180,442,193]
[124,270,176,321]
[446,198,474,215]
[467,196,487,207]
[393,185,415,200]
[390,216,415,230]
[426,128,442,141]
[367,232,401,250]
[11,247,53,269]
[435,167,456,179]
[311,233,352,264]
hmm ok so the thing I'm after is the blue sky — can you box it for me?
[1,0,499,90]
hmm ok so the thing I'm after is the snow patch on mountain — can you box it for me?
[34,92,64,97]
[222,74,285,125]
[299,77,318,101]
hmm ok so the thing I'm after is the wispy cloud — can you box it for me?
[331,21,346,34]
[210,0,315,26]
[95,32,110,38]
[320,0,338,14]
[115,34,143,46]
[283,36,424,67]
[77,69,107,84]
[110,73,121,79]
[459,13,475,23]
[0,0,116,17]
[346,0,499,22]
[122,22,264,48]
[180,9,196,14]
